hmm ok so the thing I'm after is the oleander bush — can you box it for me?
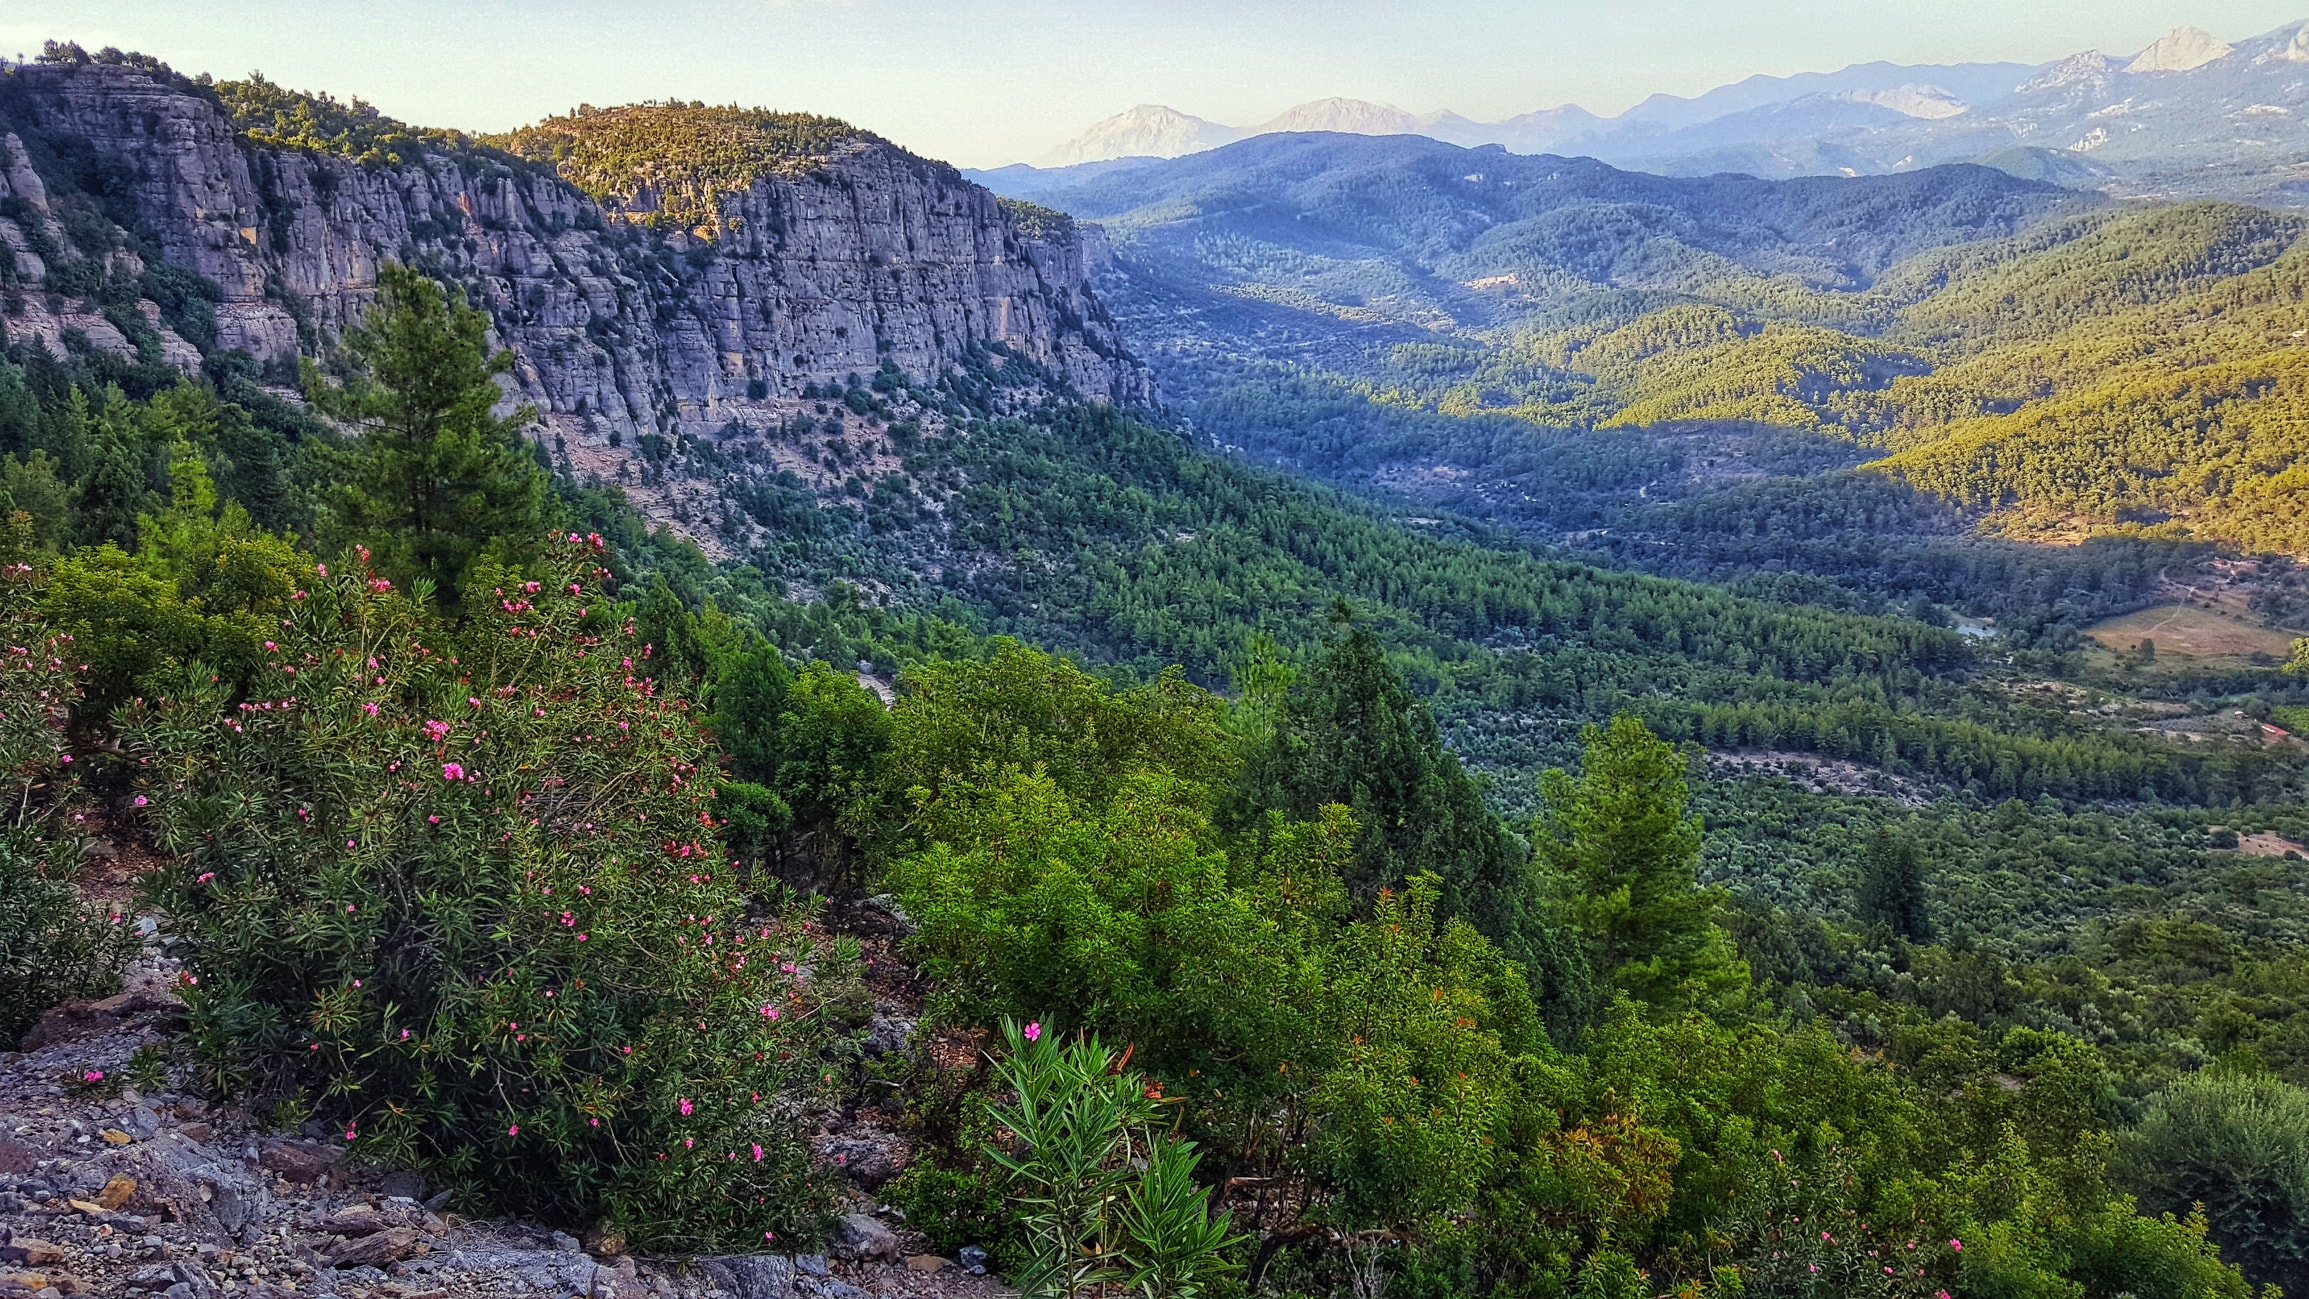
[0,555,133,1045]
[123,536,854,1249]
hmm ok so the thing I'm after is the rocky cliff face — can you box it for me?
[0,62,1151,453]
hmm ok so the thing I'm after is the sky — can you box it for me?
[8,1,2309,168]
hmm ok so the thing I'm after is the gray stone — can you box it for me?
[255,1139,342,1186]
[207,1181,251,1235]
[827,1213,900,1262]
[815,1134,905,1189]
[862,1015,916,1057]
[958,1245,989,1275]
[323,1226,423,1269]
[697,1253,793,1299]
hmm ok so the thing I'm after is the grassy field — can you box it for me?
[2085,602,2298,666]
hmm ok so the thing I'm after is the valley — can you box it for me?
[1,28,2308,1299]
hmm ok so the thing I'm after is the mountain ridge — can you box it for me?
[0,57,1153,426]
[1016,20,2309,206]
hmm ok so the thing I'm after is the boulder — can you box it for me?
[813,1131,906,1189]
[17,990,178,1052]
[827,1213,900,1262]
[256,1138,343,1185]
[697,1253,794,1299]
[323,1226,424,1269]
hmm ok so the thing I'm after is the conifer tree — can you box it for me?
[1535,715,1745,1014]
[76,439,146,550]
[308,264,553,603]
[1857,826,1931,940]
[1229,623,1529,937]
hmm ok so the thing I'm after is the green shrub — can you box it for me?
[123,536,849,1251]
[985,1019,1244,1299]
[2120,1067,2309,1296]
[0,562,132,1044]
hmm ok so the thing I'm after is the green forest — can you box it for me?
[4,245,2309,1299]
[6,47,2309,1299]
[1021,141,2309,623]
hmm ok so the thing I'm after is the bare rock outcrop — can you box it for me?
[0,62,1152,455]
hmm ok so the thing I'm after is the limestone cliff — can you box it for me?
[0,62,1151,456]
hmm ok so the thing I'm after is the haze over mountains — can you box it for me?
[1016,19,2309,205]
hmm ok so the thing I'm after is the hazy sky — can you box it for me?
[8,1,2309,167]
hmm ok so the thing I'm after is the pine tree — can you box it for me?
[1535,715,1745,1015]
[76,439,146,550]
[309,264,553,603]
[1223,624,1598,1035]
[1857,826,1931,940]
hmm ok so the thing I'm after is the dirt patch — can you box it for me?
[2234,831,2308,858]
[2084,603,2297,664]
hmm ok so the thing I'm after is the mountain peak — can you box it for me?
[2126,25,2233,73]
[1254,98,1425,137]
[2019,50,2114,92]
[1033,104,1242,167]
[1840,84,1968,120]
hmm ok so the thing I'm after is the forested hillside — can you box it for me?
[986,136,2309,624]
[9,247,2309,1299]
[6,42,2309,1299]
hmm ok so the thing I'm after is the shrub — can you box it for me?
[0,561,132,1044]
[985,1019,1243,1299]
[123,536,850,1250]
[2120,1067,2309,1296]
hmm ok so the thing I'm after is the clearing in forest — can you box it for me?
[2083,603,2298,665]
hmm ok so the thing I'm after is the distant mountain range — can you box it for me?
[1012,21,2309,205]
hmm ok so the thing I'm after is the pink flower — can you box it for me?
[679,1098,693,1116]
[363,703,379,717]
[508,1125,519,1136]
[443,763,465,781]
[82,1069,103,1083]
[761,1005,779,1020]
[1950,1240,1962,1252]
[751,1143,764,1162]
[1024,1021,1042,1042]
[133,795,148,806]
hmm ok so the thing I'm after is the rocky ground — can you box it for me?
[0,909,1006,1299]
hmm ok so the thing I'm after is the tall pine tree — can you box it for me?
[1227,621,1592,1036]
[1535,716,1745,1016]
[1857,826,1931,940]
[308,264,553,603]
